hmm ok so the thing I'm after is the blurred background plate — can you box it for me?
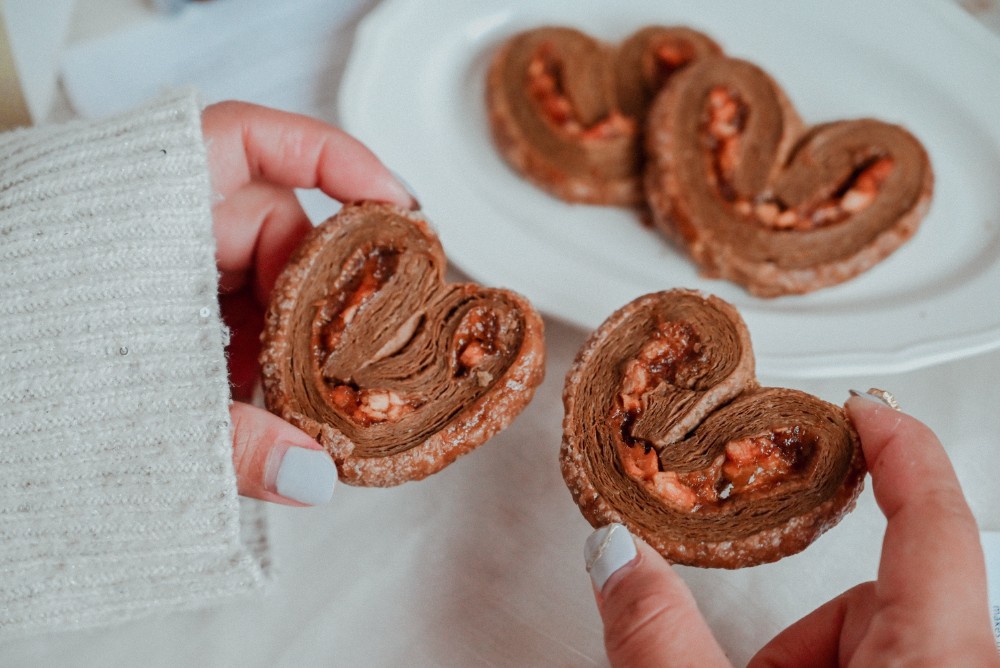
[341,0,1000,378]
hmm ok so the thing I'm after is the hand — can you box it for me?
[202,101,416,506]
[584,392,999,667]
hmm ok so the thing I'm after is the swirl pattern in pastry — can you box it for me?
[644,56,934,296]
[561,289,865,568]
[261,203,545,486]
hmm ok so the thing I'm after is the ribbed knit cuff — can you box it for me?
[0,89,268,639]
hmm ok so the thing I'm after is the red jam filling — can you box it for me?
[315,247,399,355]
[312,247,416,425]
[613,319,702,452]
[703,86,895,230]
[526,44,635,140]
[703,86,749,203]
[612,320,813,511]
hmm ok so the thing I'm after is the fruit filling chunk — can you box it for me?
[327,384,414,426]
[454,307,500,375]
[619,425,813,511]
[614,320,812,511]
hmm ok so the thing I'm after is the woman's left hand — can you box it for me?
[202,101,416,505]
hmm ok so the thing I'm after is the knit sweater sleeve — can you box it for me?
[0,90,268,638]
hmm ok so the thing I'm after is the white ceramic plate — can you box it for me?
[340,0,1000,378]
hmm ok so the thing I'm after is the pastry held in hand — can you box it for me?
[487,25,720,206]
[261,202,545,486]
[560,289,865,568]
[645,56,934,297]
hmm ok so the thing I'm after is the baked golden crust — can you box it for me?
[260,202,545,486]
[645,56,934,297]
[560,289,865,568]
[486,25,721,206]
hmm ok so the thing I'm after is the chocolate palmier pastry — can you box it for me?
[487,26,720,206]
[560,290,865,568]
[261,202,545,486]
[645,56,934,297]
[614,26,722,124]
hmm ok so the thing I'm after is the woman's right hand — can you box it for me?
[585,391,999,667]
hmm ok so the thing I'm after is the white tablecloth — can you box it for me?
[6,1,999,665]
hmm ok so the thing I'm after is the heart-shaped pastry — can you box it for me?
[560,289,865,568]
[487,25,721,206]
[260,202,545,486]
[645,56,934,297]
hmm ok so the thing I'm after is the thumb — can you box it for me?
[230,401,338,506]
[585,524,731,668]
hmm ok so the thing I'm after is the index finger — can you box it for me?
[845,394,989,625]
[202,100,415,207]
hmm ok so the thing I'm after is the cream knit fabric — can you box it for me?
[0,90,268,638]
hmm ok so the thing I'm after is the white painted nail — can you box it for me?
[274,447,337,505]
[584,523,638,593]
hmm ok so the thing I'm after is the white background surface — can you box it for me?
[5,1,1000,665]
[0,0,75,123]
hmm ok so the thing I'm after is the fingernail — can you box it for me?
[271,446,337,505]
[849,388,901,411]
[584,523,638,593]
[390,170,421,210]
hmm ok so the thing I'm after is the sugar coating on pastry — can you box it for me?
[260,202,545,486]
[561,289,865,568]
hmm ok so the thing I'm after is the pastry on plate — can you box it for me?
[261,202,545,486]
[645,56,934,296]
[487,25,721,206]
